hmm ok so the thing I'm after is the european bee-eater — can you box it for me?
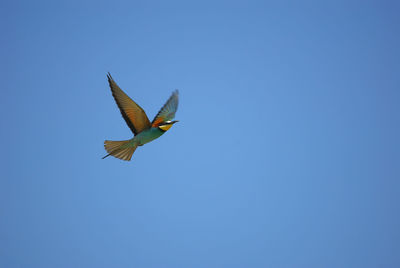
[103,73,179,161]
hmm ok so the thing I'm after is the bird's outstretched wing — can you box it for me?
[151,90,179,127]
[107,73,151,135]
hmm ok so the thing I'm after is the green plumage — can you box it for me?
[131,127,165,146]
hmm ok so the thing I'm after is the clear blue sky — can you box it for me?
[2,1,400,267]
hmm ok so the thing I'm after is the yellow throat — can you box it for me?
[159,124,173,131]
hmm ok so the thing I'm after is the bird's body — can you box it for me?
[103,73,179,161]
[131,127,165,146]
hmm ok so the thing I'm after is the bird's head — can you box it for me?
[158,120,179,132]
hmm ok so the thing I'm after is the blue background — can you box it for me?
[2,1,400,267]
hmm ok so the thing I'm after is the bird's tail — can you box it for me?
[102,139,137,161]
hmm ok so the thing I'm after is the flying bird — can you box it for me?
[103,73,179,161]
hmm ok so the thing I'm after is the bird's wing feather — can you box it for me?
[107,73,151,135]
[151,90,179,127]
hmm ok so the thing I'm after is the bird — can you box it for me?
[102,73,179,161]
